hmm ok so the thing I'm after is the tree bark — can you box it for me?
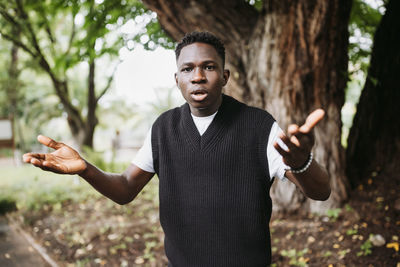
[142,0,258,102]
[7,33,26,151]
[143,0,351,212]
[85,60,99,148]
[346,0,400,186]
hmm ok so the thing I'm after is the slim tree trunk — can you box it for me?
[6,31,26,151]
[346,0,400,185]
[84,60,99,148]
[143,0,351,212]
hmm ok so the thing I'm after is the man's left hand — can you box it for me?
[273,109,325,169]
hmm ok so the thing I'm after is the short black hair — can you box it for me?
[175,31,225,67]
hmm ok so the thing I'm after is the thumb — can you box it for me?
[37,135,63,150]
[299,109,325,133]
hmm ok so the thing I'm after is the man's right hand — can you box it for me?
[22,135,87,175]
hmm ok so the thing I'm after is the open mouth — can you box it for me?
[191,89,208,101]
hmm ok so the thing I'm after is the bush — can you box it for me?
[0,196,17,215]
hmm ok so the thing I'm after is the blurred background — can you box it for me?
[0,0,399,266]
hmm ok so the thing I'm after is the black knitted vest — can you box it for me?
[151,94,275,266]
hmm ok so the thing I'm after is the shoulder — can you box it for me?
[153,105,184,125]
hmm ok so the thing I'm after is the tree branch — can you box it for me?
[0,30,36,57]
[95,61,121,104]
[15,0,43,56]
[65,13,76,56]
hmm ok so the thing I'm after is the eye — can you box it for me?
[204,65,215,71]
[181,67,192,72]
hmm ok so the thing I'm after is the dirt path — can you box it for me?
[0,216,54,267]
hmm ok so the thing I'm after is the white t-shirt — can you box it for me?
[132,111,289,180]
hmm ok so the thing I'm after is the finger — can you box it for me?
[299,109,325,133]
[30,157,44,167]
[287,124,299,136]
[37,163,62,174]
[37,135,63,150]
[22,153,32,163]
[23,153,46,161]
[273,142,290,157]
[287,124,301,146]
[290,135,301,147]
[279,133,298,151]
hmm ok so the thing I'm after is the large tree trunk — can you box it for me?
[143,0,351,213]
[247,0,351,213]
[346,0,400,186]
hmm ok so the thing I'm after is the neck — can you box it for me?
[189,95,223,117]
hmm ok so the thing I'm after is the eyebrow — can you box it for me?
[180,60,218,66]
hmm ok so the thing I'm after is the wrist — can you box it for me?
[78,159,89,176]
[286,152,313,174]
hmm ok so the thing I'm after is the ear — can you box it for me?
[222,69,230,86]
[175,72,179,88]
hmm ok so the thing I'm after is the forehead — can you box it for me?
[177,42,222,66]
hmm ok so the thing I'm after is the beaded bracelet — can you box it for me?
[286,152,313,174]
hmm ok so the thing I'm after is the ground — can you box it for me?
[3,168,400,266]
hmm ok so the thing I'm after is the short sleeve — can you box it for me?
[266,122,289,181]
[131,128,155,173]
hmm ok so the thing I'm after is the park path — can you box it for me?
[0,216,56,267]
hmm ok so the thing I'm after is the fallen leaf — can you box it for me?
[307,236,316,243]
[387,242,399,252]
[135,257,145,264]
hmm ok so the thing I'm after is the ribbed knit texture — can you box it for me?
[151,95,275,267]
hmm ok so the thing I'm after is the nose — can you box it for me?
[191,67,206,83]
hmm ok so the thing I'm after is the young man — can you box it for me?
[23,32,330,266]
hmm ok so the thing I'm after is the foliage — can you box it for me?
[349,1,380,75]
[342,0,385,147]
[325,208,342,222]
[0,165,100,211]
[245,0,263,11]
[280,248,309,267]
[0,196,17,215]
[0,0,174,147]
[346,228,358,236]
[357,236,373,256]
[0,0,173,74]
[348,0,384,76]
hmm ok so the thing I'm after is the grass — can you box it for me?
[0,164,101,212]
